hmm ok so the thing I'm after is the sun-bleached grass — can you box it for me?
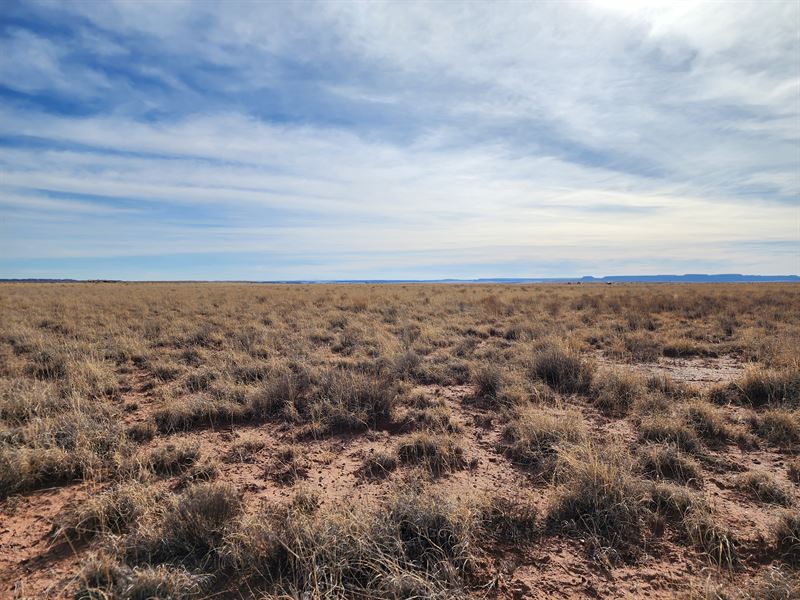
[1,282,799,597]
[733,471,795,506]
[396,431,467,476]
[502,406,587,478]
[638,442,703,486]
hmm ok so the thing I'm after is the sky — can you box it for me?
[0,0,798,280]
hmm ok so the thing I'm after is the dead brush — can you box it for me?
[648,482,738,568]
[0,402,129,498]
[75,553,208,600]
[682,508,738,569]
[0,379,68,425]
[590,367,645,416]
[144,441,200,476]
[547,444,650,566]
[483,492,539,542]
[359,448,399,480]
[749,409,800,448]
[405,404,464,434]
[772,509,800,565]
[268,445,308,485]
[529,342,593,394]
[690,566,800,600]
[126,421,157,443]
[710,368,800,408]
[125,481,242,570]
[502,406,587,478]
[396,432,466,476]
[733,471,795,506]
[680,399,749,447]
[224,435,266,463]
[307,368,399,432]
[638,442,703,486]
[153,395,246,432]
[788,458,800,484]
[55,481,159,541]
[259,478,486,597]
[645,373,690,400]
[471,362,504,400]
[639,414,701,453]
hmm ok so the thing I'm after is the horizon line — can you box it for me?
[2,273,798,284]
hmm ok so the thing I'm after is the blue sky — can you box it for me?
[0,0,798,280]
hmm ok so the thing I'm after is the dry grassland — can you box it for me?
[0,282,798,599]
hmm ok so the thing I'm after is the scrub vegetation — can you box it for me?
[0,282,798,599]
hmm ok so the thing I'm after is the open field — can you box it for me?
[0,282,798,599]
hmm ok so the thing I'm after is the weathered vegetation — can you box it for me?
[0,282,798,598]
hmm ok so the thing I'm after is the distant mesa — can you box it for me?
[2,274,797,284]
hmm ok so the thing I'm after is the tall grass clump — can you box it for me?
[529,342,593,394]
[502,406,586,478]
[590,367,645,416]
[547,444,650,565]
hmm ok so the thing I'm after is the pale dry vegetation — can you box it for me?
[0,282,798,599]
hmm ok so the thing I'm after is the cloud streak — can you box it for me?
[0,0,797,278]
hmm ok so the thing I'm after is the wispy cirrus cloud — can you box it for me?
[0,0,797,279]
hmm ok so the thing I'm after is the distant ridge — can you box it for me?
[266,274,800,284]
[2,274,797,283]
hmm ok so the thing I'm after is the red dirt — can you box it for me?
[1,358,794,599]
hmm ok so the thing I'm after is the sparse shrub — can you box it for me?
[126,482,242,569]
[530,343,593,394]
[750,409,800,447]
[590,367,644,416]
[547,445,650,565]
[359,449,398,479]
[711,368,800,408]
[56,482,158,540]
[502,406,586,478]
[145,441,199,475]
[397,432,466,476]
[153,395,245,432]
[772,509,800,565]
[639,415,700,452]
[638,443,702,486]
[788,458,800,485]
[734,471,794,506]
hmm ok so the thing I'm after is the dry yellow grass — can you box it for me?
[0,282,798,598]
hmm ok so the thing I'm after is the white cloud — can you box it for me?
[1,0,797,276]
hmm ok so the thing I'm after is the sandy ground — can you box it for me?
[1,356,795,599]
